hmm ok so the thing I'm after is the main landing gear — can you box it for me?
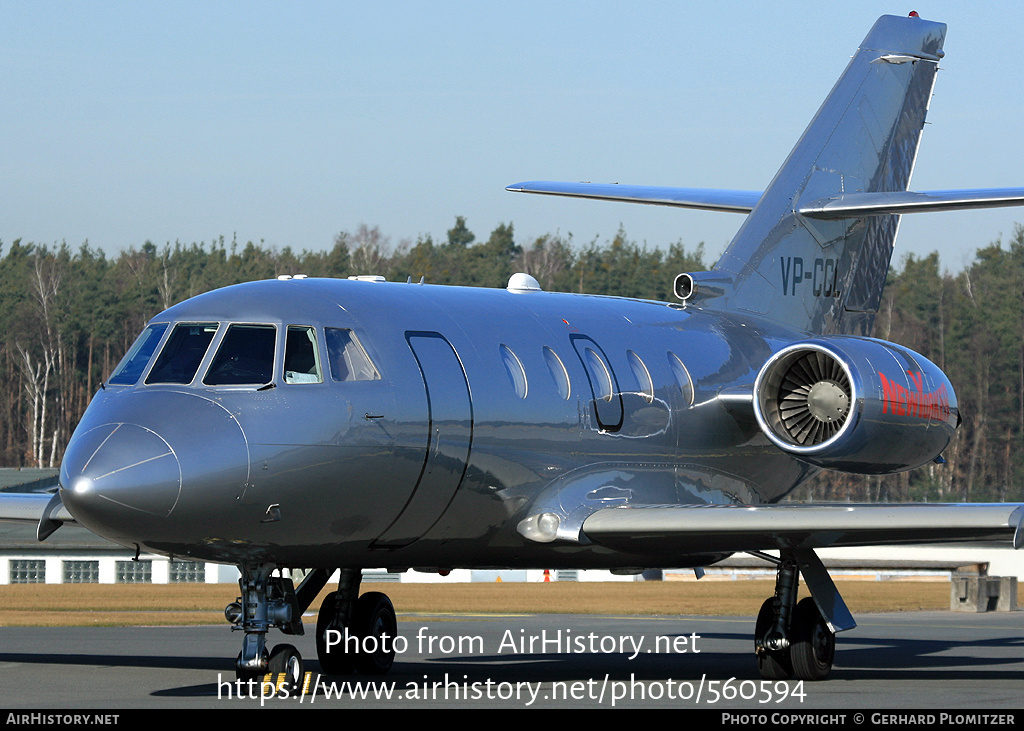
[753,555,836,681]
[225,564,398,686]
[315,568,398,675]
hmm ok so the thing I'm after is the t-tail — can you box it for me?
[709,13,945,335]
[507,13,1024,336]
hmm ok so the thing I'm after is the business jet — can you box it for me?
[3,13,1023,687]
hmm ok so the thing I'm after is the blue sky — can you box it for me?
[2,2,1022,272]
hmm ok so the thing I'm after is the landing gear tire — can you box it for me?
[352,592,397,675]
[790,597,835,681]
[268,643,305,693]
[316,591,355,675]
[755,597,793,680]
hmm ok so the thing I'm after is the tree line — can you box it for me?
[1,217,1020,502]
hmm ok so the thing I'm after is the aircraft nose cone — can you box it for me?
[61,423,182,523]
[59,390,250,546]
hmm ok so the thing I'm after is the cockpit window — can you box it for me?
[325,328,380,382]
[108,323,169,385]
[284,326,322,384]
[146,323,219,384]
[204,324,276,385]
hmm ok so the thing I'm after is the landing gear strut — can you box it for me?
[315,568,398,675]
[753,553,836,681]
[227,563,306,686]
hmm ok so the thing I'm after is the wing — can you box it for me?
[505,181,761,213]
[0,491,76,541]
[582,502,1024,555]
[581,501,1023,633]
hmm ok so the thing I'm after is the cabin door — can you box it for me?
[371,331,473,548]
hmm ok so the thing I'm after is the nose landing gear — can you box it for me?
[227,564,399,685]
[230,563,309,689]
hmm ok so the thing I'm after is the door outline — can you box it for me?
[570,334,623,432]
[371,331,473,548]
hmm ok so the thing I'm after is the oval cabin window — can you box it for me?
[500,344,528,399]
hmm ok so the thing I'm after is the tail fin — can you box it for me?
[710,14,945,335]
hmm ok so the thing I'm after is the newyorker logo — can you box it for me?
[879,370,950,421]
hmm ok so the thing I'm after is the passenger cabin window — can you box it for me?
[583,347,614,402]
[204,324,276,385]
[543,346,570,400]
[284,326,322,384]
[325,328,380,382]
[146,323,218,384]
[500,344,528,399]
[108,323,169,385]
[668,351,695,405]
[627,350,654,403]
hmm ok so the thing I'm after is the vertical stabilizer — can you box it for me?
[711,15,945,335]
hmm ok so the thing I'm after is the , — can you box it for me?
[2,13,1023,687]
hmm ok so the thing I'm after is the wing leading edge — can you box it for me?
[581,503,1024,556]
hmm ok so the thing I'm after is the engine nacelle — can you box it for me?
[753,337,958,473]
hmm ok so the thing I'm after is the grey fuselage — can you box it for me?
[60,276,818,570]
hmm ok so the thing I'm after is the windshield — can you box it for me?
[146,323,219,384]
[107,323,169,385]
[204,324,276,385]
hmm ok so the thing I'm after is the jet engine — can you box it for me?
[753,338,958,473]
